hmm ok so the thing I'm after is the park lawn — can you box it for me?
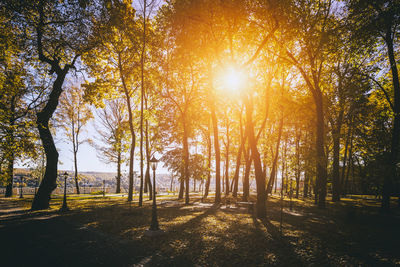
[1,194,400,266]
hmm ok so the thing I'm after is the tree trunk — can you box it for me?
[203,125,212,199]
[32,71,68,211]
[314,89,327,208]
[144,93,152,200]
[340,125,351,192]
[4,151,14,197]
[183,118,190,204]
[170,175,174,191]
[232,138,242,197]
[225,120,230,196]
[242,149,251,201]
[4,113,15,197]
[211,102,221,203]
[116,152,121,193]
[139,0,147,206]
[381,27,400,211]
[332,128,341,202]
[304,168,309,198]
[178,173,184,199]
[245,95,266,218]
[295,129,301,199]
[266,115,283,197]
[73,149,80,194]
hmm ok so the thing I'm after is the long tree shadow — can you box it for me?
[250,214,307,267]
[265,199,399,266]
[139,203,221,266]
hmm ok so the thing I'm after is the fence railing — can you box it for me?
[0,187,129,196]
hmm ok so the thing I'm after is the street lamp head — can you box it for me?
[149,156,159,171]
[63,172,68,177]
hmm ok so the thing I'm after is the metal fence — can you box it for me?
[0,186,129,196]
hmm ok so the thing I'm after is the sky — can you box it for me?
[55,120,170,174]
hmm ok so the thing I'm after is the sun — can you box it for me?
[219,67,246,94]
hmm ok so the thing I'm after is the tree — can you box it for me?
[0,9,44,197]
[93,98,129,193]
[55,83,93,194]
[83,1,141,203]
[347,0,400,210]
[276,0,337,208]
[4,0,108,210]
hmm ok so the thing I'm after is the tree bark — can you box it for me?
[242,148,251,201]
[183,118,190,204]
[116,152,121,193]
[224,120,230,196]
[31,70,68,210]
[4,105,15,197]
[4,151,14,197]
[295,129,301,199]
[178,173,184,199]
[245,95,266,218]
[381,26,400,211]
[314,89,327,208]
[211,101,221,203]
[266,116,283,197]
[73,149,80,194]
[203,124,212,199]
[232,136,243,197]
[139,0,147,206]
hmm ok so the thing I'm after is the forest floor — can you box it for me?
[0,193,399,266]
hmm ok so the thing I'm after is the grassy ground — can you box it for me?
[0,193,399,266]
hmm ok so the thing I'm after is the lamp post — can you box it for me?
[145,156,164,237]
[19,176,23,198]
[60,172,70,212]
[150,156,159,230]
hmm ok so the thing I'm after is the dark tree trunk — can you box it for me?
[304,168,309,198]
[242,149,251,202]
[295,130,301,199]
[145,167,152,199]
[332,129,341,202]
[331,106,344,201]
[245,95,266,218]
[343,133,353,196]
[266,116,283,197]
[5,152,14,197]
[341,125,351,192]
[32,70,68,211]
[382,27,400,211]
[313,89,327,208]
[183,119,190,205]
[4,112,15,197]
[225,120,230,196]
[144,170,148,193]
[203,125,212,199]
[178,174,184,199]
[116,152,121,193]
[144,94,152,200]
[139,0,147,206]
[211,102,221,203]
[232,139,242,197]
[117,52,136,203]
